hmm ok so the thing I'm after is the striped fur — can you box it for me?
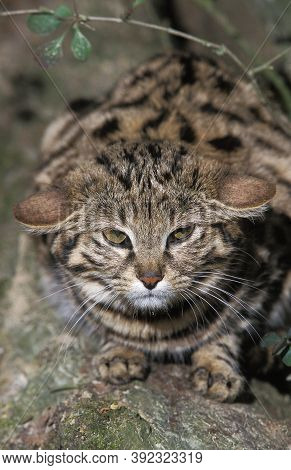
[18,53,291,401]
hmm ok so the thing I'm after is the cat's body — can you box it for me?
[15,53,291,401]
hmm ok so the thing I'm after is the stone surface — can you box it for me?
[0,0,291,451]
[4,360,291,450]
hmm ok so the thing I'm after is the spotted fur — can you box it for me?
[16,53,291,401]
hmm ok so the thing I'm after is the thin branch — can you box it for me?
[0,9,51,16]
[1,7,291,91]
[86,16,247,73]
[191,0,252,58]
[251,46,291,75]
[72,0,79,19]
[0,9,249,76]
[191,0,291,117]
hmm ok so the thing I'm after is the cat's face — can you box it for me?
[14,142,275,315]
[62,183,237,313]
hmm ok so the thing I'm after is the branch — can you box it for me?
[250,46,291,75]
[1,6,291,100]
[191,0,291,117]
[0,8,246,74]
[0,9,51,16]
[86,16,247,73]
[191,0,251,58]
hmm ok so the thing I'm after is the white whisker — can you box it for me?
[191,279,267,322]
[195,270,263,291]
[191,285,261,343]
[184,287,230,336]
[61,286,113,362]
[180,291,199,331]
[34,280,86,304]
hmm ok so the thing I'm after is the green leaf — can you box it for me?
[272,339,288,356]
[282,348,291,366]
[132,0,146,7]
[27,12,61,35]
[71,27,92,61]
[260,332,281,348]
[38,35,65,67]
[54,4,73,19]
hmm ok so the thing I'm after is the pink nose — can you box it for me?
[139,272,163,290]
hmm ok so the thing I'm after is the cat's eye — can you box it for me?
[103,229,130,246]
[168,226,193,244]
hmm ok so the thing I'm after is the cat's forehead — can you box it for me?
[80,141,217,228]
[64,141,229,231]
[97,141,190,176]
[97,142,195,192]
[94,141,212,192]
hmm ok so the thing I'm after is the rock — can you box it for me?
[4,365,291,449]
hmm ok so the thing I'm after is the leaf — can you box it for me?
[282,348,291,366]
[37,35,65,67]
[132,0,146,7]
[27,12,61,35]
[71,27,92,61]
[272,339,289,356]
[260,332,281,348]
[54,4,73,19]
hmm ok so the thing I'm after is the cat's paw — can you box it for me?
[94,346,149,385]
[190,349,243,402]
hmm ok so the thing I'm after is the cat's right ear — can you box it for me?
[13,188,72,232]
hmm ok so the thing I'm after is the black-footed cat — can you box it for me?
[14,53,291,402]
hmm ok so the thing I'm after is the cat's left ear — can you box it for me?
[217,175,276,211]
[13,188,73,232]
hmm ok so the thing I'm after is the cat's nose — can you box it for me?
[139,272,164,290]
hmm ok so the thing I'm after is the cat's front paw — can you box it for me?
[94,346,149,385]
[190,348,243,402]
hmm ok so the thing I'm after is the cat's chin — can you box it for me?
[130,294,169,311]
[127,280,174,311]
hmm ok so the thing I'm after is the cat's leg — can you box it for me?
[94,342,150,385]
[190,334,244,402]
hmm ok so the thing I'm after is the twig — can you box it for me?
[191,0,291,117]
[0,9,246,74]
[1,7,291,95]
[86,16,248,74]
[72,0,79,20]
[122,7,134,22]
[250,46,291,75]
[191,0,251,58]
[0,9,45,16]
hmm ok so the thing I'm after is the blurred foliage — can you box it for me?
[261,330,291,366]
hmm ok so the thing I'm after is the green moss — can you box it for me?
[48,399,154,450]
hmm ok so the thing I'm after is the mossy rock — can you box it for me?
[47,398,154,450]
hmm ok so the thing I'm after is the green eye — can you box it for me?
[169,226,193,243]
[103,229,129,245]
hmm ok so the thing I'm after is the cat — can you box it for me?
[13,52,291,402]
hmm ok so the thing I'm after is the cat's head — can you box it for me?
[14,142,275,314]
